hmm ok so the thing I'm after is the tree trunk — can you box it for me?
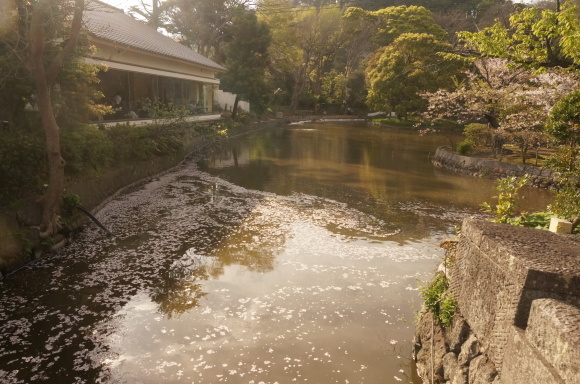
[33,70,66,236]
[231,95,240,120]
[291,65,306,110]
[484,113,499,129]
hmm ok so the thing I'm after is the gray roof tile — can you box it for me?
[83,1,226,72]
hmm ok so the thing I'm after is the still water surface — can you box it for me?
[0,122,552,384]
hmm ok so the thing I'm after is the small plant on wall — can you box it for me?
[481,175,579,233]
[420,273,458,327]
[481,175,530,224]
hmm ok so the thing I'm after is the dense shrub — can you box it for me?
[0,130,47,202]
[61,126,114,175]
[0,120,228,208]
[456,140,474,155]
[463,123,492,147]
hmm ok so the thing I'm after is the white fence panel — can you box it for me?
[214,90,250,113]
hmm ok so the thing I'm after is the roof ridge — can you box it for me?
[83,2,226,72]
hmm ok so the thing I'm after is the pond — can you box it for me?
[0,121,553,384]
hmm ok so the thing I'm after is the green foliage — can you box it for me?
[63,193,81,208]
[420,273,458,327]
[481,175,530,224]
[344,6,448,47]
[456,141,474,155]
[365,33,463,117]
[170,0,230,64]
[320,69,347,105]
[372,118,416,127]
[56,52,110,128]
[61,193,82,222]
[457,3,580,68]
[464,123,493,148]
[218,8,271,115]
[61,126,114,175]
[546,89,580,147]
[513,212,552,229]
[545,144,580,223]
[550,179,580,222]
[0,119,227,208]
[0,129,47,202]
[108,123,190,163]
[40,236,55,247]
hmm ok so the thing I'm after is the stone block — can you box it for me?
[458,334,480,366]
[443,352,459,381]
[446,314,470,354]
[414,311,447,382]
[525,299,580,383]
[452,368,469,384]
[469,355,497,383]
[549,218,573,234]
[501,326,564,384]
[540,167,553,178]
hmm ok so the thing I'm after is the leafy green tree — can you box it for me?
[218,8,271,118]
[343,5,448,48]
[547,89,580,150]
[289,6,349,108]
[170,0,232,64]
[258,0,302,106]
[457,2,580,69]
[546,90,580,228]
[259,1,350,109]
[365,33,462,118]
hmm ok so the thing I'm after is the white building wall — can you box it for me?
[214,89,250,113]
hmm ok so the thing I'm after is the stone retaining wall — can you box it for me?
[432,147,557,188]
[414,219,580,383]
[0,119,285,278]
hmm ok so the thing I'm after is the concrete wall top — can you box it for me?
[462,219,580,276]
[451,219,580,371]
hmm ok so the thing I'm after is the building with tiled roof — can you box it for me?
[83,1,226,122]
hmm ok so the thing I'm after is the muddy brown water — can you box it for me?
[0,121,553,384]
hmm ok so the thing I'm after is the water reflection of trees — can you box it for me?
[149,227,284,317]
[150,249,215,319]
[209,228,284,277]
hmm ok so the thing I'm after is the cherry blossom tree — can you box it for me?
[423,58,579,161]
